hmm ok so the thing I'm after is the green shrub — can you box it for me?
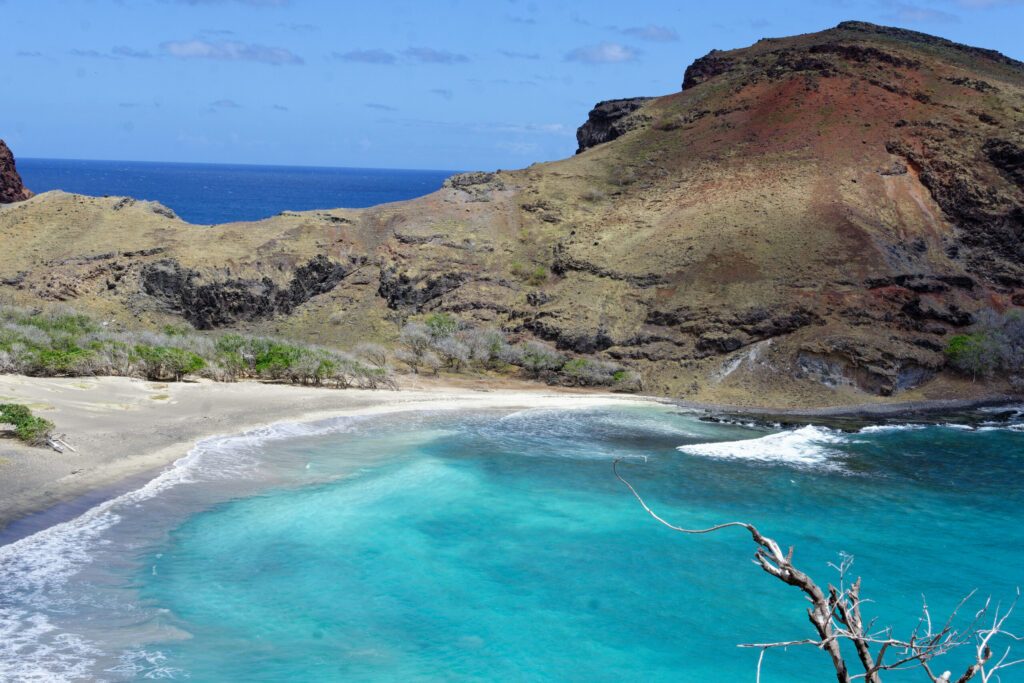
[425,313,459,340]
[510,262,547,286]
[945,333,998,380]
[251,341,304,379]
[135,345,206,381]
[31,345,94,375]
[517,341,564,378]
[560,357,626,387]
[162,323,193,337]
[527,266,547,287]
[0,403,55,446]
[21,311,96,337]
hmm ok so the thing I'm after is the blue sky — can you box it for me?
[3,0,1022,170]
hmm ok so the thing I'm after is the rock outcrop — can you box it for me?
[141,255,362,329]
[0,140,32,203]
[575,97,653,153]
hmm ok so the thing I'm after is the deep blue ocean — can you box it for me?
[1,401,1022,682]
[17,158,456,225]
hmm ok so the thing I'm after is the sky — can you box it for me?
[2,0,1023,171]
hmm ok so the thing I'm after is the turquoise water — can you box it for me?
[1,404,1023,681]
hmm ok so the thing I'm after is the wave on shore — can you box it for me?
[0,417,357,682]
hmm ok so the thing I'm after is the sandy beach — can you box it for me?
[0,374,658,534]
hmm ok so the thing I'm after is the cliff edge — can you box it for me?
[0,140,33,203]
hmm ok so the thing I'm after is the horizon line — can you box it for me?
[18,155,466,175]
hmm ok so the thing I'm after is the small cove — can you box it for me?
[1,403,1022,681]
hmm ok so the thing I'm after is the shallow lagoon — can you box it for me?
[2,404,1022,681]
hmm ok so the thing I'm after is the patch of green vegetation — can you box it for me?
[134,345,206,381]
[250,340,304,379]
[32,345,95,375]
[162,323,194,337]
[510,262,548,286]
[425,312,459,339]
[0,403,55,446]
[944,310,1024,380]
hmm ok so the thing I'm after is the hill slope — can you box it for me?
[2,21,1023,406]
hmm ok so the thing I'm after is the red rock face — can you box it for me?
[0,140,33,203]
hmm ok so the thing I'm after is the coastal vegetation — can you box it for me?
[396,312,640,389]
[0,403,54,446]
[945,310,1024,382]
[0,304,396,389]
[0,305,640,391]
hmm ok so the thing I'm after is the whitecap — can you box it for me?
[857,424,926,434]
[677,425,847,468]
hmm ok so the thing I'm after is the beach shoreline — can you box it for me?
[0,374,662,537]
[1,373,1019,541]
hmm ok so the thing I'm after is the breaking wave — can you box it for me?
[677,425,847,468]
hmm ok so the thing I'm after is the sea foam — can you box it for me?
[677,425,847,468]
[0,415,361,682]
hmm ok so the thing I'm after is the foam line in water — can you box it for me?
[677,425,846,468]
[856,424,926,434]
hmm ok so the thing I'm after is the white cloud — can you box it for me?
[565,42,639,64]
[161,39,303,65]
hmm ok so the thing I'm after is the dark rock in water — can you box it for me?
[0,140,33,204]
[576,98,653,153]
[141,255,357,329]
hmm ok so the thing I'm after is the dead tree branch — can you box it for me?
[613,459,1020,683]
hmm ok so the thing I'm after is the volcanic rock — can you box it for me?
[0,140,33,203]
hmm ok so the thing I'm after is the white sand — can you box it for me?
[0,375,656,529]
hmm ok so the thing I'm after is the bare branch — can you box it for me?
[613,459,1022,683]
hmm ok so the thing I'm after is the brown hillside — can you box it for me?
[2,21,1023,406]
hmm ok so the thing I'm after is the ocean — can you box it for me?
[16,158,457,225]
[1,403,1022,681]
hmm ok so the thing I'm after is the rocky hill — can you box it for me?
[0,140,32,203]
[2,21,1023,407]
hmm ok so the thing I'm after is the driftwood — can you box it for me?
[613,459,1022,683]
[45,433,76,454]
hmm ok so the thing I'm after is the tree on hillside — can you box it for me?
[613,460,1022,683]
